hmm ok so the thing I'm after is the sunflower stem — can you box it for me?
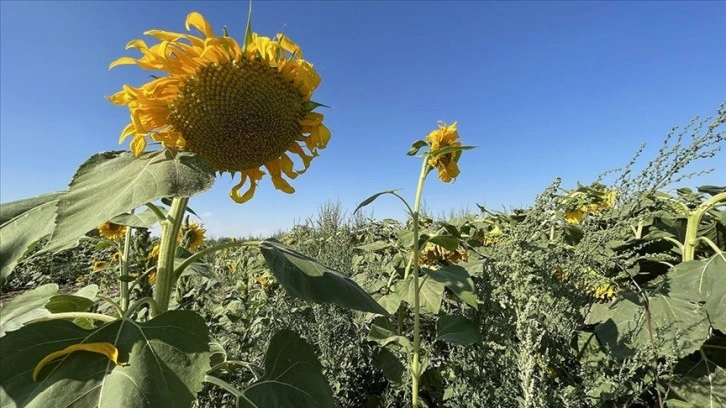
[154,196,189,315]
[119,214,133,312]
[682,192,725,261]
[410,157,430,408]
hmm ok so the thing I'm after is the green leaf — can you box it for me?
[394,276,445,315]
[356,241,393,252]
[668,335,726,408]
[0,191,64,225]
[669,253,726,331]
[259,239,387,315]
[426,265,478,309]
[426,235,460,252]
[0,195,60,279]
[45,295,94,314]
[426,145,476,158]
[44,150,215,254]
[354,190,401,214]
[407,140,428,156]
[110,208,165,228]
[367,316,411,351]
[587,290,710,359]
[0,310,210,408]
[237,330,334,408]
[0,284,58,337]
[373,348,404,385]
[435,315,481,345]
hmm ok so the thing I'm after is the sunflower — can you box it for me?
[564,208,585,224]
[418,242,469,267]
[98,222,127,240]
[112,251,122,262]
[109,12,330,203]
[180,222,206,251]
[92,260,108,272]
[425,121,461,182]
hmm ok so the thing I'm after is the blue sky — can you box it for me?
[1,1,724,238]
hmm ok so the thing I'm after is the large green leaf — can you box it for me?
[425,265,478,309]
[0,284,98,337]
[669,253,726,331]
[435,315,481,345]
[44,150,215,253]
[0,284,58,336]
[237,330,334,408]
[367,316,411,351]
[0,310,210,408]
[394,275,446,315]
[110,208,165,229]
[0,194,60,279]
[373,348,404,385]
[0,192,64,225]
[668,335,726,408]
[587,290,710,359]
[259,239,387,315]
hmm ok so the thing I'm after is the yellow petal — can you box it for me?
[185,12,215,38]
[118,123,135,143]
[130,136,147,156]
[109,56,140,70]
[33,342,122,381]
[276,33,302,58]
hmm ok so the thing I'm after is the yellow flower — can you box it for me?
[92,260,108,271]
[148,268,157,285]
[180,222,206,251]
[97,222,127,240]
[112,251,122,262]
[109,12,330,203]
[564,208,584,224]
[425,121,461,182]
[592,283,616,301]
[418,242,469,267]
[148,244,160,260]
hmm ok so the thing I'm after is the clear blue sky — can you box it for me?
[1,1,724,238]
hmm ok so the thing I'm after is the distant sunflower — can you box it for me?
[418,242,469,267]
[180,222,206,251]
[98,222,127,240]
[109,12,330,203]
[112,251,122,262]
[92,260,108,272]
[426,121,461,182]
[564,208,585,224]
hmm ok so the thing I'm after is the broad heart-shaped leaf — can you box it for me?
[587,290,710,359]
[426,235,460,252]
[668,335,726,408]
[0,194,61,279]
[394,275,446,315]
[259,239,387,315]
[373,348,404,385]
[669,253,726,331]
[0,191,64,225]
[425,265,478,309]
[0,284,57,336]
[44,150,215,254]
[0,310,210,408]
[435,315,481,345]
[0,285,98,337]
[237,330,334,408]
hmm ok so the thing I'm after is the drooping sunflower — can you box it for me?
[109,12,331,203]
[418,242,469,267]
[98,222,127,240]
[425,122,461,183]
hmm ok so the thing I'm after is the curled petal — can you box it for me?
[130,136,147,157]
[265,161,295,194]
[230,169,264,204]
[185,12,215,38]
[118,123,136,143]
[279,153,298,179]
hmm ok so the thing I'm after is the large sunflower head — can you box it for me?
[109,12,330,203]
[425,121,461,183]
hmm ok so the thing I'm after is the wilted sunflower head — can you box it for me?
[418,242,469,267]
[425,121,461,183]
[109,12,331,203]
[98,222,127,240]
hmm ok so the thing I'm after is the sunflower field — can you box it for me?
[1,10,725,408]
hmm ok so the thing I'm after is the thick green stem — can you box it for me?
[683,192,725,261]
[154,196,189,315]
[410,158,429,408]
[120,220,133,312]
